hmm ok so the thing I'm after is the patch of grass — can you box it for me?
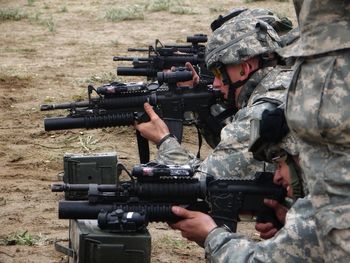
[169,6,197,15]
[245,0,271,2]
[71,93,86,101]
[146,0,193,13]
[209,7,226,13]
[78,135,100,152]
[3,47,36,54]
[27,0,35,6]
[85,72,121,84]
[59,5,68,13]
[29,11,41,22]
[43,96,55,103]
[0,8,28,21]
[105,5,145,22]
[110,39,120,47]
[43,16,55,32]
[158,235,187,250]
[146,0,170,12]
[0,230,49,246]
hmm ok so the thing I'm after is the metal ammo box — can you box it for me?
[56,152,152,263]
[67,220,151,263]
[63,152,118,200]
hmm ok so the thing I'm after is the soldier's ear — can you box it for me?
[240,62,251,79]
[240,66,244,76]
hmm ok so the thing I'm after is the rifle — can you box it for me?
[127,34,207,56]
[40,69,223,163]
[52,163,286,233]
[114,34,213,83]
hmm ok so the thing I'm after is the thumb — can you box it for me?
[264,199,287,224]
[143,103,158,120]
[263,199,280,209]
[172,206,192,219]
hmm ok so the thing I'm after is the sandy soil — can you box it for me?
[0,1,295,262]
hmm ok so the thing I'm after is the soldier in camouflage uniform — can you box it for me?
[136,14,294,179]
[170,108,323,262]
[278,0,350,261]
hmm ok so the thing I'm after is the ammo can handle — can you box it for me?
[54,240,75,258]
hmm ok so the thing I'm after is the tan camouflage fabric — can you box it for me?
[279,1,350,261]
[278,0,350,57]
[279,132,300,156]
[205,18,282,68]
[247,68,292,106]
[204,196,324,263]
[226,8,293,36]
[156,67,291,179]
[285,50,350,262]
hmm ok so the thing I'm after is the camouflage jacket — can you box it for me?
[156,67,293,178]
[204,196,324,263]
[279,0,350,57]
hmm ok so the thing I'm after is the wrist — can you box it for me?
[204,225,232,248]
[156,133,177,149]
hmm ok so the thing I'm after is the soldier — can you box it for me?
[278,0,350,261]
[136,15,293,179]
[169,107,324,262]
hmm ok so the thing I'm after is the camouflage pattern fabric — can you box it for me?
[204,196,324,263]
[205,18,282,68]
[156,67,292,179]
[226,8,293,35]
[279,1,350,261]
[278,0,350,58]
[285,50,350,262]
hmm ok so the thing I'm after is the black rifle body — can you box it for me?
[53,170,286,232]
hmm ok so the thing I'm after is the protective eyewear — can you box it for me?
[211,67,223,79]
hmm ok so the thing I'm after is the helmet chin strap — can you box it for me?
[219,65,257,109]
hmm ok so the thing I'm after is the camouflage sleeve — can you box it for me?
[155,137,201,167]
[204,196,323,263]
[197,103,270,178]
[156,101,275,177]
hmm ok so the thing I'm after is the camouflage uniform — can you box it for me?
[205,196,323,263]
[278,1,350,261]
[157,67,280,178]
[156,17,289,179]
[203,75,324,262]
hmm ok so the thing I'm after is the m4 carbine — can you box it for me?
[114,34,213,83]
[41,69,223,163]
[52,163,286,233]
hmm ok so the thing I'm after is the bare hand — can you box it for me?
[255,222,278,239]
[169,206,217,246]
[134,103,169,144]
[185,62,200,85]
[175,62,200,87]
[255,198,288,239]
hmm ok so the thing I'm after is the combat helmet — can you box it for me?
[211,7,293,35]
[205,17,283,107]
[249,105,304,199]
[205,18,282,69]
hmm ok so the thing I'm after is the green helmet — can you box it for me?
[205,18,283,69]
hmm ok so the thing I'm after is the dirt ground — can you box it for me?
[0,1,295,262]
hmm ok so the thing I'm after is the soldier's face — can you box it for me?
[211,64,245,107]
[274,159,293,198]
[212,76,229,97]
